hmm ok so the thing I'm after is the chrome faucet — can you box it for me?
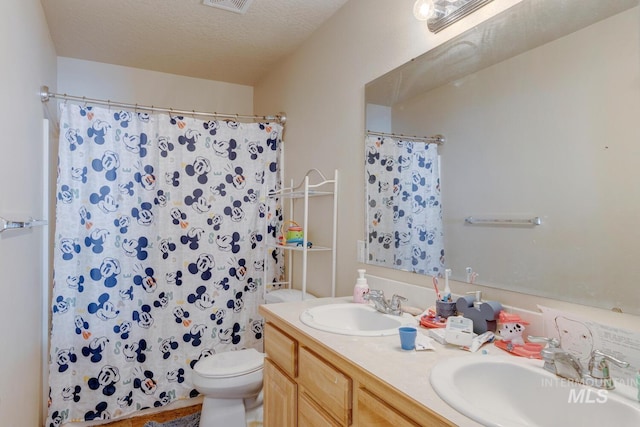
[588,350,630,390]
[364,289,406,316]
[529,336,629,390]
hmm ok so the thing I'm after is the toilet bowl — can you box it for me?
[193,289,314,427]
[193,348,265,427]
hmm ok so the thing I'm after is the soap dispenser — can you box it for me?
[353,269,369,303]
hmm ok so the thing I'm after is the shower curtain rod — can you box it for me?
[40,85,287,124]
[367,130,445,145]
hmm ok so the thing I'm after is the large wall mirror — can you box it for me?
[365,0,640,315]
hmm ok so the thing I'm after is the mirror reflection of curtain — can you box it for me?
[365,135,444,275]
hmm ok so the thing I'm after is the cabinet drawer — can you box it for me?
[357,388,420,427]
[264,322,297,378]
[298,346,352,425]
[298,390,342,427]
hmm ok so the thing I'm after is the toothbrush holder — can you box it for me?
[435,300,457,319]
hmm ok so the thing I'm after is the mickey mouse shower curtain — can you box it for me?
[47,103,282,426]
[365,135,444,276]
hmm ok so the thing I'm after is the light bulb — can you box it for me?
[413,0,435,21]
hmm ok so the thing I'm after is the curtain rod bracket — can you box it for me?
[40,85,50,102]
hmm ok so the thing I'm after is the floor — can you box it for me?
[98,403,263,427]
[246,403,264,427]
[101,404,202,427]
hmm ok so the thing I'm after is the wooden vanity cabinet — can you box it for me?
[357,387,419,427]
[298,392,343,427]
[264,358,296,427]
[263,323,297,426]
[264,322,351,426]
[262,318,454,427]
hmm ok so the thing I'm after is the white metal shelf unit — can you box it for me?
[265,169,338,300]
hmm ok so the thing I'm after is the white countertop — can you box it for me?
[260,296,514,427]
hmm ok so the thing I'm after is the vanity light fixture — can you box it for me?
[414,0,494,33]
[413,0,435,21]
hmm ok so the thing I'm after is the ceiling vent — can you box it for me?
[202,0,254,14]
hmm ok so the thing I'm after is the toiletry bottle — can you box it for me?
[353,269,369,303]
[467,291,483,308]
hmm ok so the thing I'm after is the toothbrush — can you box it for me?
[443,269,452,301]
[470,272,479,284]
[432,276,442,301]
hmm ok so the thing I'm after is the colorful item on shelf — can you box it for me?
[286,221,304,244]
[281,220,307,246]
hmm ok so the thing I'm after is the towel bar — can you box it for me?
[0,216,48,233]
[464,216,541,226]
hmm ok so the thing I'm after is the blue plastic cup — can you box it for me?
[399,326,417,350]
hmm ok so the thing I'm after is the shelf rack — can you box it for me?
[265,169,338,300]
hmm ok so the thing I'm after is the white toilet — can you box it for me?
[264,288,315,304]
[192,289,315,427]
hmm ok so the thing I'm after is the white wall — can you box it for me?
[254,0,522,299]
[57,57,253,115]
[0,1,57,426]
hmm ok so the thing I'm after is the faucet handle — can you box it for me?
[528,336,561,373]
[390,294,407,308]
[367,289,384,297]
[389,294,406,315]
[589,350,629,379]
[363,289,383,303]
[527,335,560,348]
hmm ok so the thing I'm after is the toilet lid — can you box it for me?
[194,348,264,378]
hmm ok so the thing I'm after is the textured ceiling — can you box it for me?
[41,0,350,86]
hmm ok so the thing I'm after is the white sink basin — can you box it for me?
[430,355,640,427]
[299,303,417,336]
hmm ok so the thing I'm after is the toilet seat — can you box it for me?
[194,348,264,379]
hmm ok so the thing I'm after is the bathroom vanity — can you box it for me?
[259,297,481,426]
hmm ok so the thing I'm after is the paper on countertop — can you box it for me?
[415,333,436,351]
[539,305,640,383]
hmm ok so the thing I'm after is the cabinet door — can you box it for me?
[298,347,352,425]
[264,358,297,427]
[357,388,420,427]
[298,390,341,427]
